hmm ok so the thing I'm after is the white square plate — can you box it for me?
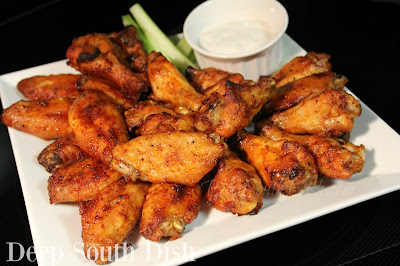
[1,34,400,265]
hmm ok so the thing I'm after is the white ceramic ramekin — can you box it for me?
[183,0,289,81]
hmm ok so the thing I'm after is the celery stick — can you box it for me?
[121,14,155,53]
[176,36,193,57]
[129,3,198,73]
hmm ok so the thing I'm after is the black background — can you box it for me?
[1,0,400,265]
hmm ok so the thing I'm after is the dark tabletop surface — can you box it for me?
[1,0,400,265]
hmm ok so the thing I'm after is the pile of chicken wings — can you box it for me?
[1,27,365,264]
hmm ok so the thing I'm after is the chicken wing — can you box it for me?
[38,133,87,173]
[140,183,202,241]
[237,131,318,196]
[66,28,149,101]
[77,75,136,110]
[272,52,332,87]
[257,120,365,179]
[206,151,263,215]
[194,76,274,138]
[111,132,227,186]
[79,178,149,264]
[147,52,206,112]
[185,66,231,93]
[136,113,195,135]
[264,72,348,113]
[1,97,73,140]
[17,74,81,100]
[68,90,129,165]
[47,156,122,204]
[271,88,362,137]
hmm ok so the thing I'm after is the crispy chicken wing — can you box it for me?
[136,113,195,135]
[111,132,227,186]
[66,28,149,101]
[206,151,263,215]
[185,66,231,93]
[77,75,136,110]
[238,131,318,196]
[79,178,149,264]
[264,72,348,113]
[258,121,365,179]
[17,74,81,100]
[1,97,73,140]
[272,52,332,87]
[271,88,362,137]
[68,90,129,165]
[38,133,87,173]
[140,183,202,241]
[147,52,206,112]
[47,157,122,204]
[194,76,274,138]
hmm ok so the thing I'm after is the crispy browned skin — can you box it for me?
[68,90,129,165]
[206,151,263,215]
[17,74,81,100]
[272,52,332,87]
[264,72,348,113]
[140,183,202,241]
[77,75,136,110]
[137,113,195,135]
[47,157,122,204]
[79,179,149,264]
[194,75,274,138]
[1,97,73,140]
[147,52,206,112]
[124,100,177,132]
[66,28,149,101]
[111,132,227,186]
[238,131,318,196]
[271,88,362,137]
[38,133,87,173]
[258,121,365,179]
[186,66,231,93]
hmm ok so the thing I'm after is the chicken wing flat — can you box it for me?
[271,88,362,137]
[264,72,348,113]
[186,66,231,93]
[111,132,227,186]
[258,121,365,179]
[66,27,149,101]
[47,157,122,204]
[68,90,129,165]
[194,76,274,138]
[17,74,81,100]
[272,52,332,87]
[140,183,202,241]
[38,133,87,173]
[123,100,177,132]
[238,131,318,196]
[147,52,206,112]
[1,97,73,140]
[206,151,263,215]
[136,113,195,135]
[77,75,136,110]
[79,178,149,264]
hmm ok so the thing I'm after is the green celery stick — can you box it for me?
[121,14,155,53]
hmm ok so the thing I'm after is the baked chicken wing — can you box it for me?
[111,132,227,186]
[271,88,362,137]
[186,66,231,93]
[68,90,129,165]
[258,120,365,179]
[136,112,195,135]
[17,74,81,100]
[206,151,263,215]
[66,27,149,101]
[1,97,73,140]
[147,52,206,112]
[238,131,318,196]
[140,183,202,241]
[79,178,149,264]
[272,52,332,87]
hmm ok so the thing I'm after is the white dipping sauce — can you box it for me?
[199,19,273,55]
